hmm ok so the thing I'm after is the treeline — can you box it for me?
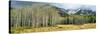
[60,15,96,25]
[10,4,96,29]
[57,7,96,25]
[10,4,61,29]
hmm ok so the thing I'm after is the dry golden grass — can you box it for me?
[80,23,96,29]
[56,23,96,30]
[11,23,96,33]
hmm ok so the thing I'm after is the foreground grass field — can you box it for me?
[11,23,96,33]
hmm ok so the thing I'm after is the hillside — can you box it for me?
[10,1,96,33]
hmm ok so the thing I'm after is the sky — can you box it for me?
[52,3,96,11]
[10,1,96,11]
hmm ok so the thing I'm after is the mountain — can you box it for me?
[11,1,96,16]
[74,9,96,15]
[53,7,96,16]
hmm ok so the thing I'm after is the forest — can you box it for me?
[9,1,96,33]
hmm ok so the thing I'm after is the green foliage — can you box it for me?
[10,3,96,33]
[10,4,61,28]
